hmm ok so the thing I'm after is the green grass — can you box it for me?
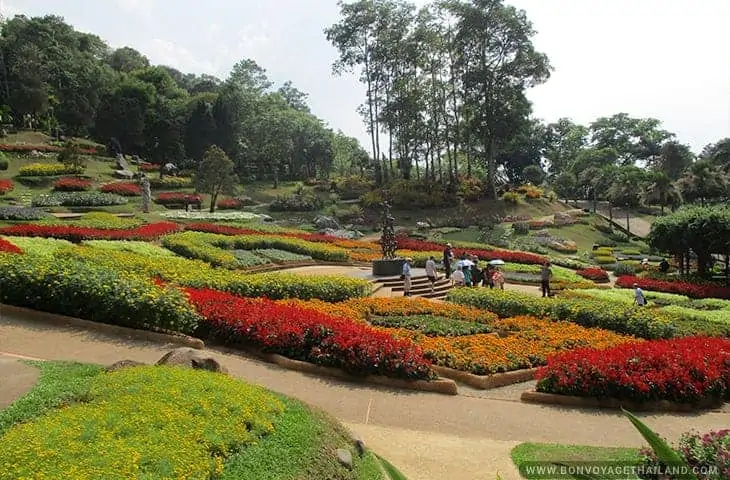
[0,361,390,480]
[511,443,642,480]
[222,396,384,480]
[0,361,103,436]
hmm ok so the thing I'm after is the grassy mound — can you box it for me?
[0,362,390,480]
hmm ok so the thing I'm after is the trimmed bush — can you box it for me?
[446,288,677,339]
[0,206,49,221]
[0,253,199,334]
[32,192,128,207]
[18,162,83,177]
[99,182,141,196]
[53,177,92,192]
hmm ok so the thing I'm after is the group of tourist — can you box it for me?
[399,243,555,297]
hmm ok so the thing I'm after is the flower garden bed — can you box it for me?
[52,176,92,191]
[0,222,181,242]
[99,181,142,196]
[534,337,730,406]
[616,275,730,299]
[18,162,84,176]
[576,267,610,283]
[0,179,14,194]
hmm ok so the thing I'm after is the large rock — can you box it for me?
[336,449,353,470]
[105,359,147,372]
[114,169,135,179]
[321,228,364,240]
[155,348,228,374]
[314,215,340,230]
[115,154,130,171]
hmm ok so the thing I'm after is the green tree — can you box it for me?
[195,145,238,213]
[108,47,149,73]
[676,160,728,206]
[643,171,682,215]
[551,171,577,203]
[650,141,694,180]
[699,138,730,171]
[608,166,648,232]
[589,113,675,166]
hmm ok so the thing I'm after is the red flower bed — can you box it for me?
[100,182,142,196]
[0,238,22,254]
[185,223,341,244]
[155,192,202,206]
[0,144,98,155]
[185,287,434,380]
[139,162,160,172]
[395,235,547,265]
[217,198,243,210]
[536,337,730,403]
[0,179,14,194]
[53,177,92,192]
[577,267,610,283]
[616,275,730,299]
[0,222,181,242]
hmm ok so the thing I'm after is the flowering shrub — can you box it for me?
[254,249,312,263]
[18,162,84,176]
[394,235,547,265]
[217,198,243,210]
[536,337,730,403]
[139,162,160,171]
[617,275,730,300]
[517,185,544,199]
[0,179,14,194]
[0,206,49,221]
[149,176,193,189]
[63,212,143,230]
[0,253,199,333]
[640,429,730,480]
[349,296,498,324]
[155,192,202,206]
[62,247,370,302]
[100,182,141,196]
[382,316,636,375]
[0,237,22,254]
[0,222,181,242]
[0,144,97,155]
[447,288,677,339]
[161,211,262,221]
[1,236,72,256]
[82,240,177,257]
[186,287,434,380]
[53,177,92,191]
[0,366,283,480]
[32,192,128,207]
[577,267,610,283]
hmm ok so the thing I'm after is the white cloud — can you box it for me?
[146,38,218,75]
[0,0,22,19]
[116,0,154,21]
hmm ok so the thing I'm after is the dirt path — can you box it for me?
[0,353,39,409]
[1,310,725,480]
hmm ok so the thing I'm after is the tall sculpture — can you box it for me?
[139,174,151,213]
[380,201,398,259]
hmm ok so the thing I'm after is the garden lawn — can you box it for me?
[511,443,642,480]
[0,361,388,480]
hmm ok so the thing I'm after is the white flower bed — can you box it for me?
[159,210,262,221]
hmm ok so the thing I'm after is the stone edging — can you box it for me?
[520,390,724,412]
[0,304,204,349]
[212,344,458,395]
[433,366,537,390]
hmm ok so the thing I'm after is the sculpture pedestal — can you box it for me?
[371,258,405,277]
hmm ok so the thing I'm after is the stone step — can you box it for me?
[391,281,452,294]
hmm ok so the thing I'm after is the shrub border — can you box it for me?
[1,305,204,349]
[433,366,538,390]
[520,390,724,412]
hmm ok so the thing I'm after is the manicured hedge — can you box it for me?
[0,252,199,334]
[446,288,676,339]
[99,182,141,196]
[0,222,181,242]
[53,177,92,192]
[0,206,49,221]
[536,337,730,403]
[18,162,83,176]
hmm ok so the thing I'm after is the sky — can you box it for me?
[1,0,729,154]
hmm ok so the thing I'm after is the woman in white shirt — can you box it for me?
[425,256,437,292]
[451,265,466,286]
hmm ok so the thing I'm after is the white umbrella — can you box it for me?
[456,259,475,268]
[488,259,505,266]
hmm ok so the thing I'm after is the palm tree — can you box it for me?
[676,160,728,206]
[643,172,682,215]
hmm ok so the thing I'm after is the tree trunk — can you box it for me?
[485,137,497,200]
[273,166,279,189]
[210,191,218,213]
[592,192,597,213]
[625,205,630,234]
[608,203,613,222]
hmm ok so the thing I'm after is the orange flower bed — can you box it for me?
[345,297,498,323]
[378,316,640,375]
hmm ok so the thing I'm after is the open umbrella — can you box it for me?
[488,259,505,266]
[456,259,475,268]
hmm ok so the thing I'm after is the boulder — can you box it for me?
[105,359,147,372]
[114,169,135,179]
[115,154,130,171]
[534,229,551,237]
[335,448,353,470]
[351,432,366,457]
[260,214,274,222]
[156,347,228,374]
[320,228,363,240]
[314,215,340,230]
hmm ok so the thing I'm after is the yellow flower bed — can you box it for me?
[61,246,369,302]
[0,366,284,480]
[379,316,640,375]
[18,162,84,177]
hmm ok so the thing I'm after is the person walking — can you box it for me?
[425,255,437,293]
[483,265,494,288]
[633,282,646,306]
[402,258,413,297]
[470,256,482,288]
[443,243,454,277]
[540,261,553,297]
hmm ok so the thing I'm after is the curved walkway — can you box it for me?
[1,310,726,480]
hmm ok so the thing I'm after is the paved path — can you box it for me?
[1,310,727,480]
[567,201,653,238]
